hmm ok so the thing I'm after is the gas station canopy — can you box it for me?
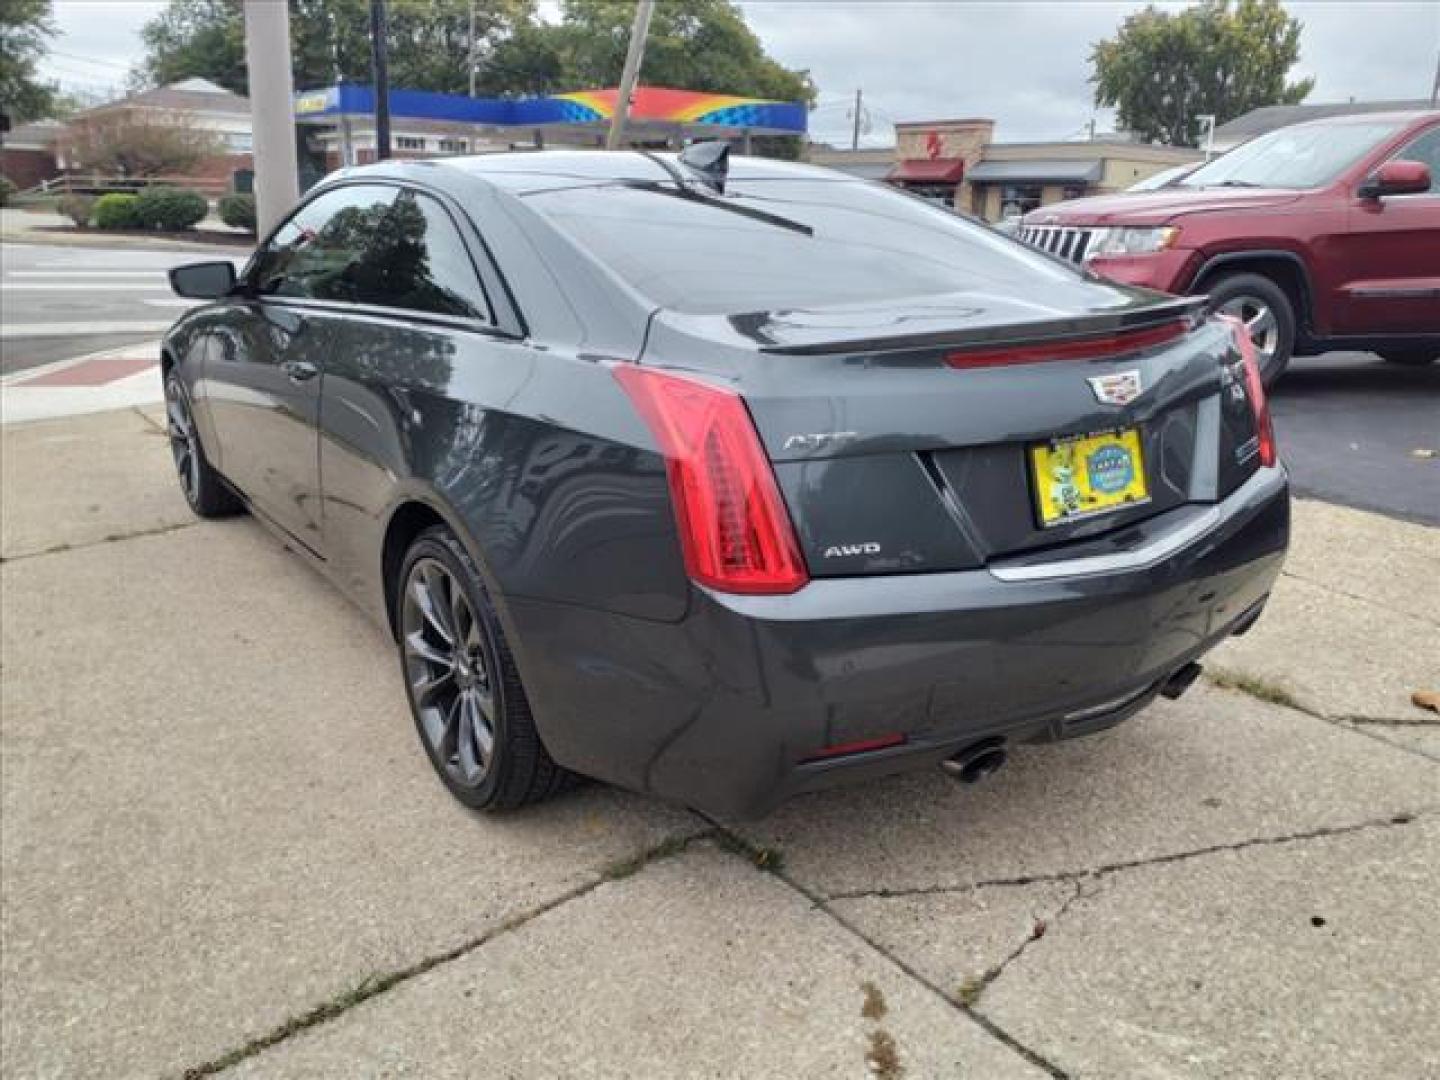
[294,83,808,144]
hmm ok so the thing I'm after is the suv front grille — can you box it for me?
[1017,225,1099,265]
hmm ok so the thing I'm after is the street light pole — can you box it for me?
[369,0,392,160]
[605,0,654,151]
[242,0,300,236]
[468,0,478,97]
[850,87,862,150]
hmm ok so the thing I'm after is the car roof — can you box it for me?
[332,149,854,195]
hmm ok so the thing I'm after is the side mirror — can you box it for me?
[169,261,236,300]
[1357,160,1431,199]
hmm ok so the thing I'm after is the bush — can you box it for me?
[0,176,14,207]
[132,186,208,231]
[217,192,256,233]
[59,193,97,227]
[93,193,141,230]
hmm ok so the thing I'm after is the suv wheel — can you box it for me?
[397,525,573,811]
[1379,350,1437,367]
[1205,273,1296,386]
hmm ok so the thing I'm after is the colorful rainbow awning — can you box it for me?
[295,84,807,135]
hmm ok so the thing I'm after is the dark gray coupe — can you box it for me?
[164,147,1288,818]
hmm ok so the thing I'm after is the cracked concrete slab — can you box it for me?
[1284,498,1440,627]
[0,408,193,560]
[224,843,1048,1079]
[831,881,1076,1001]
[978,815,1440,1080]
[1206,498,1440,721]
[1351,720,1440,760]
[0,522,699,1080]
[734,685,1439,899]
[1211,573,1440,721]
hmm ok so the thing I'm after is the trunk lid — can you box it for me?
[641,296,1265,579]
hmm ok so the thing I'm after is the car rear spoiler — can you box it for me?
[755,295,1209,356]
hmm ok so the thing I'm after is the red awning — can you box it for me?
[887,158,966,184]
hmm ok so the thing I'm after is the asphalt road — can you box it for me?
[1271,352,1439,526]
[2,240,1435,523]
[0,241,243,375]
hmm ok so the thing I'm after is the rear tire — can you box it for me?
[1379,350,1437,367]
[1204,273,1296,386]
[396,525,572,811]
[164,373,243,518]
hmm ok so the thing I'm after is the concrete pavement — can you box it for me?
[2,408,1437,1078]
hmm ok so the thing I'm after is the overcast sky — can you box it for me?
[38,0,1440,144]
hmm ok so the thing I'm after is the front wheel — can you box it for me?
[1379,350,1437,367]
[1205,273,1296,387]
[397,525,573,811]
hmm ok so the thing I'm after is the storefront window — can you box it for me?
[904,184,957,209]
[999,184,1043,217]
[1062,184,1088,201]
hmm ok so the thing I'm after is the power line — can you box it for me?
[47,48,133,71]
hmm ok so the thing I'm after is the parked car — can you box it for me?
[1019,110,1440,382]
[162,147,1288,819]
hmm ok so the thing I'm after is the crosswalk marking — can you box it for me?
[3,283,176,291]
[6,270,171,278]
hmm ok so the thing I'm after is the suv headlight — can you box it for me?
[1087,226,1180,260]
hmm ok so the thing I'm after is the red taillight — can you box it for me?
[803,733,907,762]
[614,365,809,595]
[1217,315,1277,467]
[944,319,1187,369]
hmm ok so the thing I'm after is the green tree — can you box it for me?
[1091,0,1314,147]
[135,0,535,96]
[551,0,813,103]
[136,0,811,103]
[1,0,57,122]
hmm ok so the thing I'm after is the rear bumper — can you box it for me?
[508,466,1289,818]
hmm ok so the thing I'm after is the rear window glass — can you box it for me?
[524,178,1083,313]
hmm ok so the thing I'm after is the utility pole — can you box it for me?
[242,0,300,236]
[1430,46,1439,107]
[851,87,863,150]
[606,0,654,151]
[369,0,392,160]
[468,0,478,97]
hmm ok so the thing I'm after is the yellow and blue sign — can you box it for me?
[291,84,807,135]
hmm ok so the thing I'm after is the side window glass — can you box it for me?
[253,185,397,301]
[1393,127,1440,193]
[371,191,490,321]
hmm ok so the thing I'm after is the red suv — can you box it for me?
[1019,111,1439,382]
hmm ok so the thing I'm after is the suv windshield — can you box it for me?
[1181,120,1404,189]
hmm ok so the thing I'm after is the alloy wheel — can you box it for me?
[165,380,200,505]
[401,557,497,788]
[1217,294,1280,373]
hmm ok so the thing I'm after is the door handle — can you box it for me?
[281,359,319,383]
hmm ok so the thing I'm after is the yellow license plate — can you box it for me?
[1031,427,1149,527]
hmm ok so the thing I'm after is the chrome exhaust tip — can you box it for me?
[941,738,1008,784]
[1160,661,1203,701]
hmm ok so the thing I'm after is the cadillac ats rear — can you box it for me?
[161,149,1289,819]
